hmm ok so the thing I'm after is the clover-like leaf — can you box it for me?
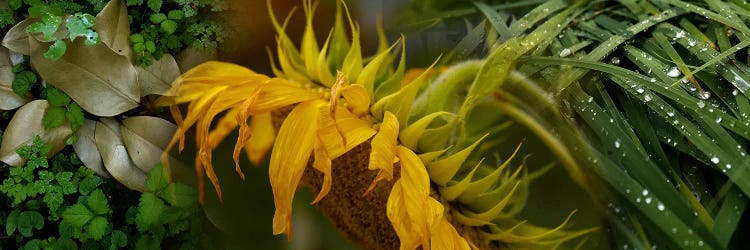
[26,13,63,42]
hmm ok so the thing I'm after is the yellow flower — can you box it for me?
[160,0,594,249]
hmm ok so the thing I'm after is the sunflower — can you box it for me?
[159,0,594,249]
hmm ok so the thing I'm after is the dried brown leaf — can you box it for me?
[2,18,33,55]
[94,118,147,192]
[120,116,183,173]
[73,119,111,178]
[0,100,72,166]
[136,54,180,96]
[0,47,28,110]
[29,37,140,117]
[94,0,133,61]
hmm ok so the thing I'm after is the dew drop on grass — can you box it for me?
[636,88,645,94]
[658,203,665,211]
[698,90,711,100]
[644,94,652,102]
[559,48,571,57]
[716,116,723,123]
[615,139,621,148]
[642,189,649,196]
[698,100,706,108]
[645,197,652,204]
[711,156,720,164]
[726,164,732,169]
[687,38,697,47]
[667,67,681,77]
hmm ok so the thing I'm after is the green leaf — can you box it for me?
[147,0,162,12]
[6,209,19,235]
[12,71,37,96]
[78,176,103,195]
[135,193,165,232]
[159,183,197,208]
[27,13,63,41]
[160,20,177,35]
[62,204,94,228]
[85,217,108,240]
[43,106,66,128]
[167,10,184,20]
[110,230,127,248]
[17,211,44,237]
[133,42,146,53]
[46,87,71,107]
[65,14,96,41]
[149,13,166,24]
[146,164,168,192]
[86,189,111,215]
[130,34,144,44]
[44,40,67,61]
[65,103,84,131]
[145,41,156,53]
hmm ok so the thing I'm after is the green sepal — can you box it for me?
[426,133,488,185]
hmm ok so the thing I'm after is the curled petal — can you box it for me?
[270,100,324,238]
[388,146,444,250]
[311,135,332,204]
[341,84,370,116]
[244,113,276,166]
[242,78,321,115]
[431,218,471,250]
[365,111,399,194]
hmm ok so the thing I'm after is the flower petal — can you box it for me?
[311,135,332,204]
[431,218,471,250]
[244,112,276,166]
[387,145,444,250]
[270,100,324,238]
[365,111,399,194]
[243,78,321,115]
[341,84,370,116]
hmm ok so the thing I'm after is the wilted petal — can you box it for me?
[311,135,332,204]
[387,146,444,250]
[365,111,399,194]
[242,78,321,115]
[243,112,276,166]
[270,100,323,238]
[431,218,471,250]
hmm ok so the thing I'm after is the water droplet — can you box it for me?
[644,94,652,102]
[698,241,704,246]
[658,203,665,211]
[675,30,686,39]
[667,67,681,77]
[615,139,621,148]
[667,111,675,117]
[560,48,572,57]
[687,38,697,47]
[642,189,649,196]
[645,197,652,204]
[698,90,711,100]
[672,227,678,233]
[698,100,706,108]
[611,57,621,64]
[711,157,720,164]
[733,89,739,96]
[650,77,657,82]
[726,164,732,169]
[636,88,645,94]
[716,116,723,123]
[587,96,594,103]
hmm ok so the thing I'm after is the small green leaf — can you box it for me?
[62,204,94,228]
[85,217,108,240]
[65,134,77,145]
[43,106,66,128]
[145,41,156,53]
[130,34,144,44]
[66,14,95,41]
[27,13,63,41]
[86,189,111,215]
[159,183,197,208]
[146,164,169,192]
[147,0,162,12]
[133,42,146,53]
[65,103,84,131]
[46,87,71,107]
[167,10,184,20]
[44,40,67,61]
[12,71,37,96]
[135,193,165,232]
[17,211,44,237]
[6,209,19,235]
[110,230,127,248]
[160,20,177,35]
[78,176,103,195]
[149,13,166,24]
